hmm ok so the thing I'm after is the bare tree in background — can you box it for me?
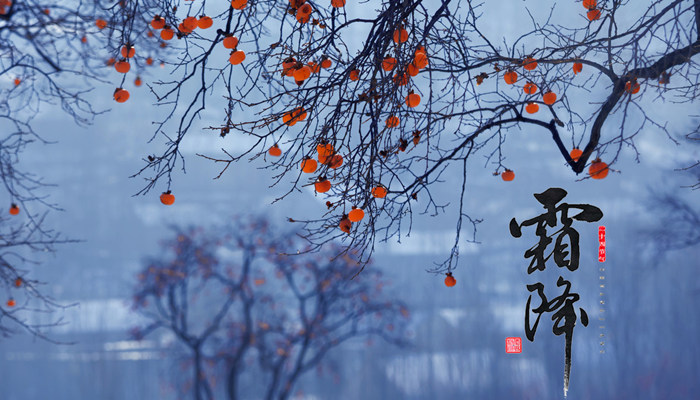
[131,216,410,400]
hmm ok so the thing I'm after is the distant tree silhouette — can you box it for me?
[104,0,700,274]
[131,216,410,400]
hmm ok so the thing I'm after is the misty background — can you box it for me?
[1,1,699,399]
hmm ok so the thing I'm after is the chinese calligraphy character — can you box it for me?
[510,188,602,398]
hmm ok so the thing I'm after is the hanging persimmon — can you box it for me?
[501,169,515,181]
[229,50,246,65]
[406,63,419,77]
[146,57,154,66]
[542,91,557,105]
[113,88,130,103]
[382,57,397,71]
[573,62,583,75]
[296,3,312,23]
[301,158,318,173]
[525,102,539,114]
[6,299,15,307]
[223,35,239,49]
[588,158,609,179]
[317,143,334,164]
[372,186,387,198]
[444,272,456,287]
[160,191,175,205]
[151,15,165,30]
[96,18,108,29]
[385,115,399,128]
[587,8,601,21]
[413,51,428,69]
[282,58,297,76]
[523,57,537,71]
[268,144,282,157]
[13,78,20,86]
[393,26,408,44]
[308,61,320,73]
[183,16,198,31]
[328,154,343,169]
[582,0,597,9]
[198,15,213,29]
[134,76,142,87]
[115,60,130,73]
[349,69,359,81]
[523,82,538,94]
[14,278,22,287]
[405,92,420,108]
[348,207,364,222]
[570,148,583,162]
[315,177,331,193]
[231,0,247,10]
[339,217,352,233]
[9,203,19,215]
[160,27,174,40]
[504,70,517,85]
[320,58,332,69]
[293,65,312,81]
[331,0,346,7]
[625,79,640,94]
[289,0,305,8]
[178,22,193,34]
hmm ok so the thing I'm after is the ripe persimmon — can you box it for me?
[573,62,583,75]
[625,79,640,94]
[588,158,609,179]
[315,178,331,193]
[583,0,597,9]
[229,50,246,65]
[231,0,247,10]
[349,69,359,81]
[160,191,175,205]
[372,186,387,198]
[320,58,332,69]
[269,144,282,157]
[6,299,15,307]
[96,18,108,29]
[223,35,239,49]
[444,272,456,287]
[542,91,557,105]
[523,82,538,95]
[134,76,142,87]
[348,207,364,222]
[301,158,317,173]
[328,154,343,169]
[405,92,420,108]
[523,57,537,71]
[160,27,174,40]
[413,51,428,69]
[587,8,601,21]
[183,16,198,31]
[525,102,539,114]
[151,15,165,30]
[198,16,213,29]
[293,65,312,81]
[501,169,515,181]
[382,57,397,71]
[570,148,583,162]
[331,0,346,7]
[9,203,19,215]
[393,27,408,44]
[115,60,130,73]
[386,115,399,128]
[339,217,351,233]
[114,88,130,102]
[504,70,517,84]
